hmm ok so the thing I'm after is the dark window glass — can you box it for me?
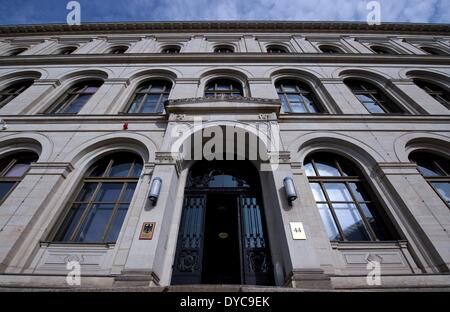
[214,46,234,53]
[7,48,27,56]
[0,152,38,204]
[267,46,287,53]
[371,46,397,55]
[410,152,450,208]
[53,152,142,243]
[47,80,103,115]
[305,152,397,241]
[414,80,450,110]
[276,80,324,113]
[421,46,447,56]
[345,79,405,114]
[126,80,171,114]
[319,45,343,54]
[109,46,128,54]
[161,46,180,54]
[205,79,243,97]
[57,47,77,55]
[0,80,33,109]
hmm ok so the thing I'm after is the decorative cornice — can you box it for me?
[0,21,449,37]
[167,95,280,105]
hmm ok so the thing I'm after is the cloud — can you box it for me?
[0,0,448,25]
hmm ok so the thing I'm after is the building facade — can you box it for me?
[0,21,449,290]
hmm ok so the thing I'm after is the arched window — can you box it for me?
[371,45,397,55]
[55,46,77,55]
[275,80,324,113]
[413,79,450,109]
[205,79,243,97]
[161,46,180,54]
[0,152,38,204]
[0,80,34,109]
[46,80,103,115]
[304,152,397,241]
[126,80,171,114]
[409,152,450,208]
[52,152,143,243]
[214,46,234,53]
[108,46,128,54]
[319,45,344,54]
[421,46,447,56]
[267,45,288,53]
[6,48,27,56]
[345,79,405,114]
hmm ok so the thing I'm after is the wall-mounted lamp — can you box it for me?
[148,177,162,206]
[283,177,297,204]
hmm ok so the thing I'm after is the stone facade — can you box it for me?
[0,21,449,290]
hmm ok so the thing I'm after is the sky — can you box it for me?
[0,0,448,25]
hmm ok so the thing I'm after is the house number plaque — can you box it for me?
[139,222,156,240]
[290,222,306,240]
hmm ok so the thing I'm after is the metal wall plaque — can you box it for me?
[139,222,156,240]
[290,222,306,240]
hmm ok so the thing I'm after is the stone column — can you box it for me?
[320,79,370,114]
[376,163,450,272]
[267,155,331,288]
[0,163,73,272]
[291,36,318,53]
[242,35,261,52]
[389,79,450,115]
[0,79,60,115]
[117,153,181,286]
[80,78,130,114]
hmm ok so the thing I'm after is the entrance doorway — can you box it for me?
[171,161,274,285]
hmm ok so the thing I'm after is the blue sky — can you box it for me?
[0,0,448,25]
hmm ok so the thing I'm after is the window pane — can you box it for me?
[281,84,297,92]
[106,204,129,242]
[109,159,132,177]
[317,203,340,240]
[290,102,306,113]
[140,94,160,113]
[131,162,143,177]
[315,160,340,176]
[62,94,91,114]
[84,86,99,93]
[0,182,15,202]
[333,203,370,241]
[95,183,123,202]
[349,182,366,202]
[324,183,353,202]
[75,183,97,202]
[279,95,290,112]
[56,204,87,241]
[363,101,385,114]
[128,94,144,113]
[5,163,30,177]
[304,162,316,176]
[360,203,390,240]
[121,183,137,202]
[416,163,441,177]
[432,182,450,202]
[310,182,326,202]
[76,203,114,243]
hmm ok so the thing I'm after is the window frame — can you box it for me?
[50,153,143,244]
[46,80,103,115]
[413,79,450,110]
[204,79,243,97]
[124,80,172,114]
[214,46,234,53]
[266,45,288,54]
[0,80,34,109]
[275,80,325,113]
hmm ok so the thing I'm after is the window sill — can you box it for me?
[39,241,116,249]
[330,240,408,250]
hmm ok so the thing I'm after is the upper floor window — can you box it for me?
[108,46,128,54]
[126,80,171,114]
[205,79,243,97]
[305,152,397,241]
[6,48,27,56]
[0,152,38,204]
[371,45,397,55]
[214,46,234,53]
[56,46,77,55]
[409,152,450,208]
[421,46,447,56]
[267,45,288,53]
[319,45,344,54]
[275,80,325,113]
[51,152,143,243]
[0,80,34,109]
[345,79,405,114]
[46,80,103,115]
[161,46,180,54]
[413,79,450,110]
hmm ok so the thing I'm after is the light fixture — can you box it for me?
[283,177,297,204]
[148,177,162,205]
